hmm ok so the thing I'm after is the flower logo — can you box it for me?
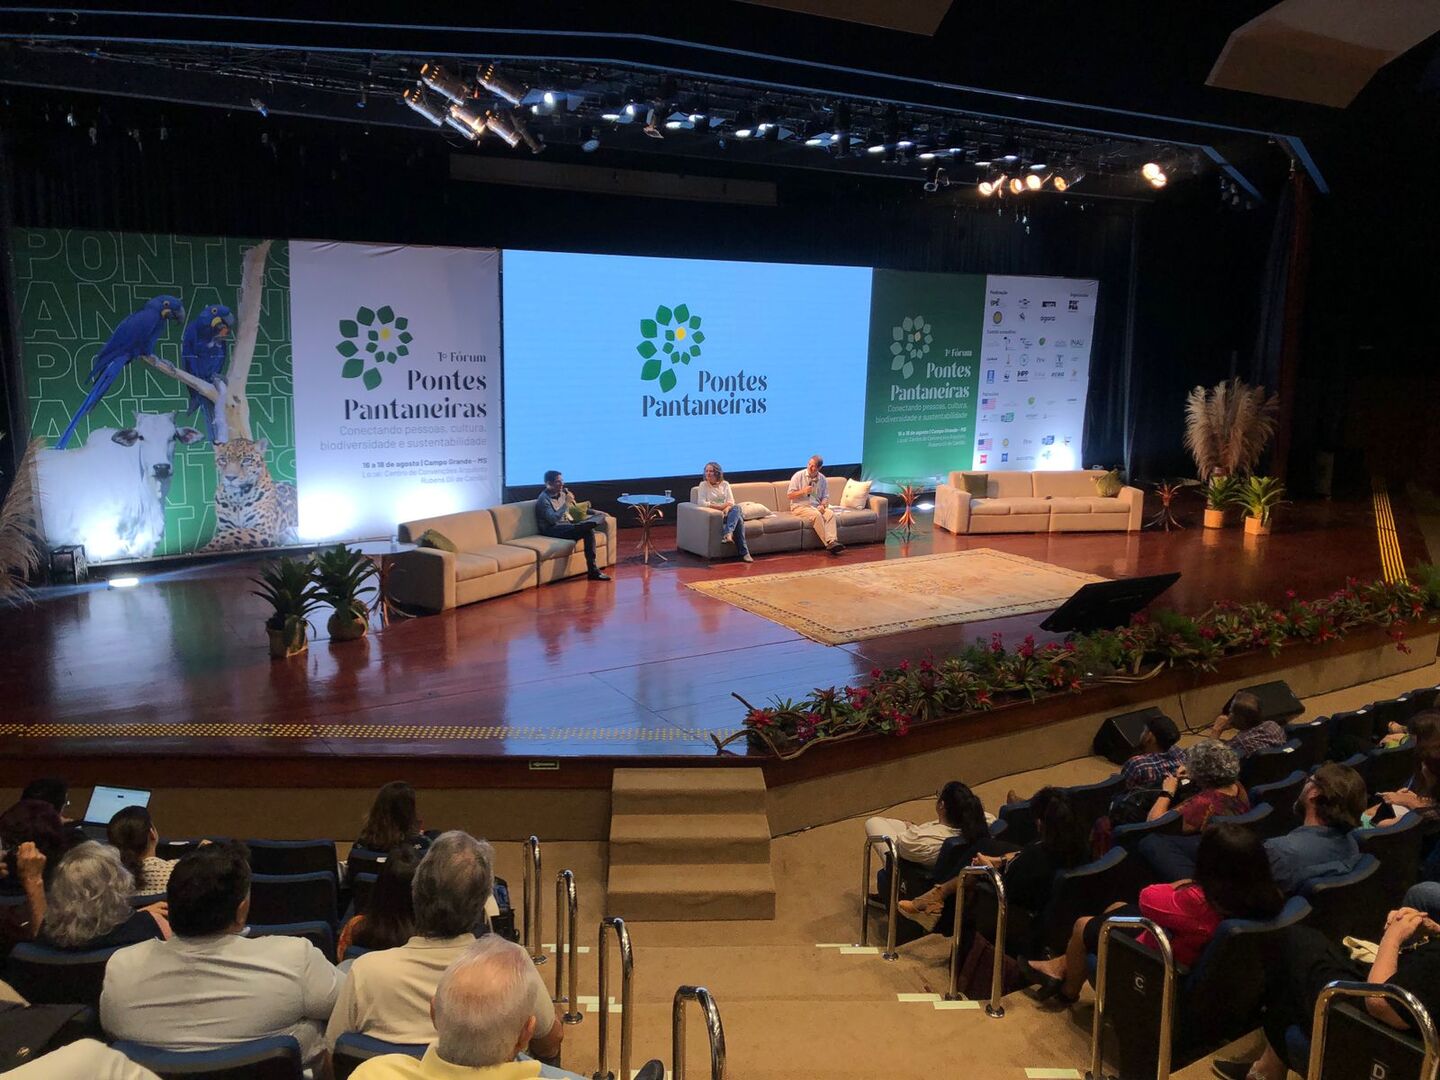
[637,303,704,393]
[889,315,932,379]
[336,305,412,391]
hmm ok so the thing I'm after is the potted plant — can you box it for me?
[252,556,323,658]
[1183,377,1280,479]
[312,543,378,642]
[1203,474,1242,529]
[1237,476,1286,536]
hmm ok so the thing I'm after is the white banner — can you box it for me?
[290,241,501,540]
[975,275,1097,471]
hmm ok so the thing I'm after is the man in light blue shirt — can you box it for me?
[787,454,843,554]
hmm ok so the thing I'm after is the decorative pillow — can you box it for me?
[1093,469,1123,498]
[840,479,873,509]
[962,472,989,498]
[565,500,592,523]
[417,528,458,553]
[739,502,772,520]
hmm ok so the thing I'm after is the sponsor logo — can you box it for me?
[1039,315,1056,323]
[1027,397,1036,405]
[992,311,1003,324]
[977,438,992,450]
[1069,338,1083,347]
[637,303,706,394]
[1017,369,1029,381]
[889,314,933,380]
[1001,438,1010,447]
[981,395,997,410]
[1018,297,1031,307]
[337,304,413,390]
[989,296,1001,307]
[1068,299,1080,311]
[1042,300,1056,308]
[1018,312,1026,321]
[1000,412,1014,422]
[1001,453,1009,462]
[985,369,996,384]
[1041,435,1055,445]
[1038,337,1047,346]
[978,453,988,464]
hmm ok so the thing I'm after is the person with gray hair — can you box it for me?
[41,840,169,950]
[327,831,563,1060]
[1144,739,1249,833]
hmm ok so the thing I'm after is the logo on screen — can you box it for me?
[1001,453,1009,462]
[985,370,995,384]
[992,311,1003,325]
[637,303,705,394]
[889,315,932,379]
[336,305,412,390]
[978,453,988,464]
[1000,412,1014,423]
[1069,299,1080,311]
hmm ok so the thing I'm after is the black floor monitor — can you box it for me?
[1040,572,1182,634]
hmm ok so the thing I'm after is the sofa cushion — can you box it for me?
[417,528,459,553]
[833,508,879,526]
[1086,496,1132,514]
[730,482,785,511]
[490,501,540,542]
[473,543,537,571]
[989,472,1035,499]
[970,499,1011,516]
[1047,498,1094,514]
[840,479,873,509]
[1093,469,1124,497]
[1005,498,1054,515]
[453,552,501,582]
[761,513,804,534]
[399,509,498,551]
[961,472,989,498]
[507,532,607,563]
[739,501,773,520]
[1032,470,1107,499]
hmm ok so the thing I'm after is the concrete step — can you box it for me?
[609,813,772,865]
[606,862,778,921]
[611,767,767,816]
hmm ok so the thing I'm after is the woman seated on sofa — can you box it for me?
[1020,823,1284,1005]
[41,842,169,951]
[899,787,1089,933]
[695,461,752,564]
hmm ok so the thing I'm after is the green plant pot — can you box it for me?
[327,611,368,642]
[267,624,308,659]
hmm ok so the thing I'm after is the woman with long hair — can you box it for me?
[337,845,420,960]
[356,781,424,854]
[107,805,173,896]
[694,461,753,563]
[42,841,169,950]
[865,780,989,870]
[1020,823,1285,1003]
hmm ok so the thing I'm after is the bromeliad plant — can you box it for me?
[1237,476,1286,534]
[311,544,378,642]
[725,572,1439,759]
[1204,474,1243,511]
[252,556,325,658]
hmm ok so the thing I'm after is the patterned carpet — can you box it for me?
[686,548,1106,644]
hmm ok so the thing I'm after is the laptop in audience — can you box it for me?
[77,785,150,840]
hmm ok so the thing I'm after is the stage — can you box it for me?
[1,494,1429,789]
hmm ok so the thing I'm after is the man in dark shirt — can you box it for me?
[534,470,610,582]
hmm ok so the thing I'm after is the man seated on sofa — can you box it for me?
[787,454,844,556]
[534,470,610,582]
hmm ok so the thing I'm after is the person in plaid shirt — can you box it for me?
[1204,690,1286,758]
[1119,713,1185,789]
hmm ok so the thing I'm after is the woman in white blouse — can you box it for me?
[696,461,753,563]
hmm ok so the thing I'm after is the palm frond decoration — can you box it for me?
[0,437,44,605]
[1183,377,1280,479]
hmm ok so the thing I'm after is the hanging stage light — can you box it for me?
[1025,172,1043,191]
[580,126,600,153]
[444,102,487,140]
[1149,171,1168,188]
[484,109,521,147]
[420,63,469,105]
[477,63,527,106]
[1142,161,1162,181]
[978,179,997,196]
[402,87,446,126]
[1051,166,1085,192]
[1008,176,1025,195]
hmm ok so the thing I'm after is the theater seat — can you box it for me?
[1248,771,1307,832]
[247,921,337,962]
[246,839,339,881]
[1111,809,1182,854]
[1060,774,1125,831]
[1298,855,1384,942]
[248,871,338,927]
[332,1032,427,1080]
[110,1035,304,1079]
[1283,997,1431,1079]
[1355,814,1425,908]
[4,941,122,1006]
[1358,740,1418,796]
[1036,847,1147,956]
[1239,741,1302,789]
[1286,719,1329,772]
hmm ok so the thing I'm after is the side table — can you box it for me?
[352,539,418,626]
[616,494,675,564]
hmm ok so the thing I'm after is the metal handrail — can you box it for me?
[1306,980,1440,1080]
[593,916,635,1080]
[672,985,726,1080]
[553,869,583,1024]
[523,836,545,965]
[1087,916,1176,1080]
[946,864,1007,1017]
[856,835,900,961]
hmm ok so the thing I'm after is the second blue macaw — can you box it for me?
[56,294,185,448]
[181,304,235,442]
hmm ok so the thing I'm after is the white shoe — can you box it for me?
[741,553,754,563]
[721,531,734,545]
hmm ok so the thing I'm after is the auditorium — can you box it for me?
[4,5,1440,1078]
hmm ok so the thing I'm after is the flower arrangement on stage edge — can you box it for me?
[722,570,1440,760]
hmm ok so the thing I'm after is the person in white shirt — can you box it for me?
[100,841,341,1070]
[5,1040,161,1080]
[865,781,990,868]
[787,455,843,554]
[327,831,562,1061]
[694,461,752,563]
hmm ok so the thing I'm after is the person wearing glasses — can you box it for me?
[695,461,752,563]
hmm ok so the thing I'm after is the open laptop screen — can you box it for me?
[82,785,150,826]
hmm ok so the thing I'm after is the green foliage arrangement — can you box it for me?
[1204,474,1243,511]
[1237,476,1287,525]
[251,556,324,642]
[311,543,378,624]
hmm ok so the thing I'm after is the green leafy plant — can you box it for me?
[311,544,378,623]
[251,556,324,636]
[1236,475,1286,525]
[1414,563,1440,610]
[1204,474,1242,511]
[637,303,704,393]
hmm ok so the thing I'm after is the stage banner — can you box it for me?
[289,242,501,541]
[10,228,295,561]
[975,275,1098,471]
[860,269,986,482]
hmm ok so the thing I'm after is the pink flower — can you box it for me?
[898,659,911,673]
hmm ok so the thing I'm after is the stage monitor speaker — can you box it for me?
[1227,680,1304,722]
[1094,706,1170,766]
[1040,572,1182,634]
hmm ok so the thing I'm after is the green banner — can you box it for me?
[860,270,985,482]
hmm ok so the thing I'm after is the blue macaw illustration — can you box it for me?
[56,294,185,448]
[180,304,235,442]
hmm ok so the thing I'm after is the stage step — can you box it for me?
[607,768,775,921]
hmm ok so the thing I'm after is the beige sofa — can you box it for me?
[934,470,1143,534]
[388,503,616,612]
[676,477,887,559]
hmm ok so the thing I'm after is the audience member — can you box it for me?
[339,845,420,961]
[865,781,988,869]
[42,842,168,950]
[3,1039,161,1079]
[1139,762,1365,892]
[1213,906,1440,1080]
[1117,714,1184,790]
[1146,740,1248,832]
[356,781,429,855]
[327,831,562,1060]
[1022,824,1284,1004]
[1366,714,1440,827]
[100,841,340,1068]
[0,842,47,952]
[0,799,69,886]
[351,936,594,1080]
[695,461,753,563]
[1380,708,1440,749]
[19,779,70,820]
[107,806,175,896]
[1203,691,1286,758]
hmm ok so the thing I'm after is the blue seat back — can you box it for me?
[1298,855,1384,942]
[1400,685,1440,715]
[248,871,338,927]
[1365,696,1414,733]
[1248,770,1306,829]
[1239,741,1303,790]
[111,1035,304,1079]
[4,941,121,1006]
[247,840,339,880]
[1356,814,1425,908]
[1112,809,1182,854]
[156,839,202,860]
[1363,741,1419,796]
[247,920,336,962]
[1287,720,1330,772]
[1062,774,1126,831]
[1211,802,1289,841]
[332,1032,428,1080]
[350,872,379,916]
[1329,707,1380,755]
[1038,847,1146,956]
[1286,1000,1430,1080]
[997,800,1037,847]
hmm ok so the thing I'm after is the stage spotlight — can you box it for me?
[1141,161,1162,180]
[444,103,487,140]
[515,119,545,154]
[420,63,469,105]
[1008,176,1025,194]
[1025,172,1043,191]
[484,109,521,147]
[108,576,140,589]
[1150,172,1168,188]
[580,126,600,152]
[250,98,269,118]
[401,87,446,126]
[978,179,996,196]
[1051,166,1085,192]
[734,110,755,138]
[642,108,664,139]
[478,63,526,106]
[542,90,557,108]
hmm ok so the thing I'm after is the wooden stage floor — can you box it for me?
[0,495,1431,780]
